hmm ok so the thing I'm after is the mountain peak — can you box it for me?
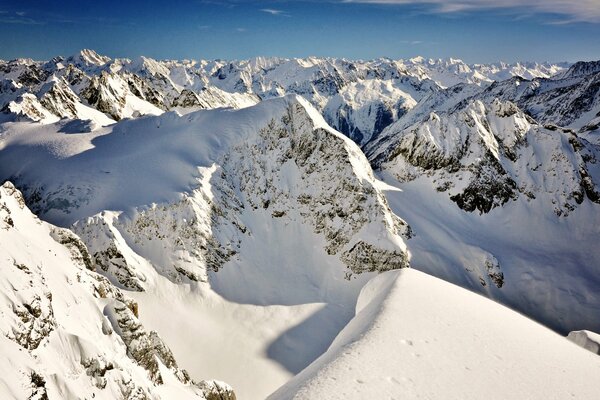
[558,60,600,79]
[70,49,111,67]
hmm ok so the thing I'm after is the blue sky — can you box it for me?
[1,0,599,63]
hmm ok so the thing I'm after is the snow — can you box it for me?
[0,94,409,399]
[130,227,371,400]
[378,171,600,334]
[0,182,216,400]
[1,49,598,400]
[0,97,297,225]
[270,269,600,400]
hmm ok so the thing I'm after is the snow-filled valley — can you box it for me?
[1,50,600,399]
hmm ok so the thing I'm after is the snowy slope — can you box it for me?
[0,182,234,400]
[363,91,600,333]
[0,95,410,399]
[378,171,600,334]
[270,269,600,400]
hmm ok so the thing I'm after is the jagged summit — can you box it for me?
[557,60,600,79]
[0,50,572,146]
[69,49,112,67]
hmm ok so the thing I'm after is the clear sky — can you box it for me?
[1,0,599,63]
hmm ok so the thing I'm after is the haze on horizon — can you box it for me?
[1,0,600,64]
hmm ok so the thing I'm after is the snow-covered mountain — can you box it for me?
[368,97,600,216]
[0,50,568,147]
[0,95,409,282]
[363,63,600,334]
[2,50,599,400]
[0,95,411,399]
[0,181,234,400]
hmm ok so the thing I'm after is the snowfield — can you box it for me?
[270,269,600,400]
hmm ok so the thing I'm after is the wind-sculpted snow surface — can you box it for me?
[270,269,600,400]
[0,182,235,400]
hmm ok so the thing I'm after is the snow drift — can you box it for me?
[270,269,600,400]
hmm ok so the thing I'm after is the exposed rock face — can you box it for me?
[220,100,410,274]
[105,302,186,385]
[81,72,128,120]
[567,330,600,355]
[198,380,237,400]
[74,218,147,291]
[368,97,600,216]
[3,93,57,122]
[125,72,167,109]
[64,97,411,289]
[39,77,80,119]
[449,154,518,214]
[173,89,203,109]
[341,241,409,276]
[0,182,235,399]
[5,260,56,350]
[50,227,94,271]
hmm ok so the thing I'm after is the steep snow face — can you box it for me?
[269,269,600,400]
[0,182,234,400]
